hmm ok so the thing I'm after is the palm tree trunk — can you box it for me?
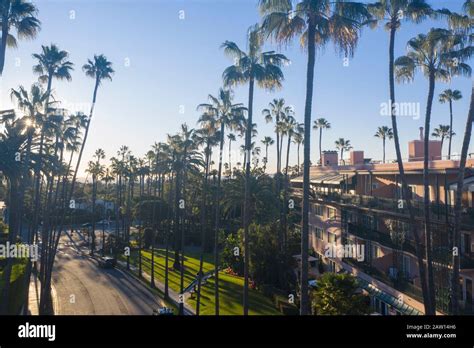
[451,83,473,314]
[283,134,291,249]
[388,24,433,314]
[319,128,322,165]
[381,138,385,163]
[69,77,99,201]
[91,175,97,256]
[0,1,10,76]
[213,122,225,315]
[164,172,174,298]
[300,18,316,316]
[440,137,444,158]
[448,100,453,160]
[297,142,300,173]
[228,140,232,177]
[276,120,281,174]
[243,76,255,316]
[196,144,211,315]
[422,70,437,313]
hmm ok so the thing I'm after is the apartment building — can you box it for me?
[291,134,474,315]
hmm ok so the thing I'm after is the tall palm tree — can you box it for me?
[367,0,434,314]
[395,28,472,313]
[259,0,371,315]
[452,83,473,314]
[335,138,352,165]
[261,136,274,172]
[0,0,40,75]
[293,123,304,174]
[221,24,288,315]
[313,118,331,165]
[439,89,462,159]
[86,159,104,256]
[69,55,114,201]
[197,88,245,315]
[263,98,286,174]
[193,121,218,314]
[281,114,297,248]
[448,1,473,314]
[431,125,451,156]
[227,132,236,176]
[374,126,393,163]
[101,167,114,256]
[90,148,105,254]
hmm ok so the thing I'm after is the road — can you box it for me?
[51,231,163,315]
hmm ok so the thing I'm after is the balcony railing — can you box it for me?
[345,222,421,256]
[344,258,425,305]
[313,191,474,226]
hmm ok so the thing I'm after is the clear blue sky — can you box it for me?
[1,0,472,177]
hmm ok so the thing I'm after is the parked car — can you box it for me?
[98,256,116,269]
[153,307,174,316]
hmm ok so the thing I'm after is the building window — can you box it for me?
[372,183,379,190]
[328,207,337,219]
[315,227,323,240]
[312,204,324,216]
[372,245,382,258]
[328,232,336,244]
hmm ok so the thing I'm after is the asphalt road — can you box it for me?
[51,231,163,315]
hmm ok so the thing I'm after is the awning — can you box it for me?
[357,278,422,315]
[291,172,355,185]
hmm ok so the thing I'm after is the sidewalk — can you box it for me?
[28,267,60,315]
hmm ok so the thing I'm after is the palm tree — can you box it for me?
[221,24,288,315]
[227,133,236,176]
[0,0,40,75]
[452,83,473,314]
[259,0,371,315]
[90,148,105,254]
[335,138,352,165]
[439,89,462,159]
[101,167,114,256]
[194,118,219,314]
[448,1,473,314]
[431,125,451,156]
[70,55,114,201]
[86,159,105,256]
[261,136,274,172]
[263,98,286,174]
[293,123,304,174]
[395,28,472,313]
[367,0,434,314]
[281,113,297,248]
[313,118,331,165]
[374,126,393,163]
[197,89,244,315]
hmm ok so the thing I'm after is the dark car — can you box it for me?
[152,307,174,316]
[98,256,116,269]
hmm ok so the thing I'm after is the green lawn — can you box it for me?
[128,248,281,315]
[0,258,28,314]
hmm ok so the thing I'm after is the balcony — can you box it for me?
[313,191,473,227]
[344,258,425,305]
[345,222,421,256]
